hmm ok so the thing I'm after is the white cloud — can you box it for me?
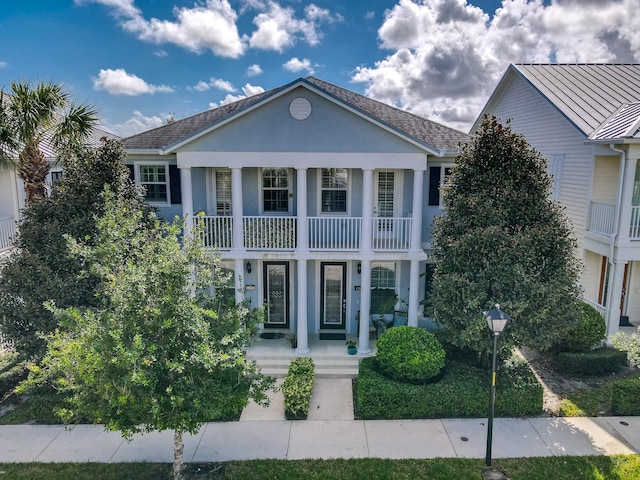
[248,1,342,52]
[100,110,167,137]
[93,68,174,95]
[210,83,265,107]
[78,0,245,58]
[246,64,263,76]
[364,11,375,21]
[154,49,168,57]
[0,61,7,69]
[283,57,314,75]
[191,77,237,92]
[352,0,640,132]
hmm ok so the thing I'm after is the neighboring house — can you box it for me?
[0,127,118,256]
[122,76,469,354]
[474,63,640,338]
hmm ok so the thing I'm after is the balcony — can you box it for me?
[0,216,16,253]
[587,201,616,236]
[195,215,412,251]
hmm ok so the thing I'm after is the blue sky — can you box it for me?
[1,0,639,136]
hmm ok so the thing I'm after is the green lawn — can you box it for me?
[1,456,639,480]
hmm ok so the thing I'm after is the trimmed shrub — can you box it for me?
[375,326,445,383]
[558,303,606,352]
[282,357,315,420]
[554,347,627,375]
[0,353,29,399]
[612,376,640,415]
[356,356,542,419]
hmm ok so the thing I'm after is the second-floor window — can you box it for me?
[262,168,289,213]
[428,165,452,207]
[321,168,348,213]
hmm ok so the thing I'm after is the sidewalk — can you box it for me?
[0,378,639,463]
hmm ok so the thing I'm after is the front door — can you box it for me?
[263,261,289,328]
[320,262,346,330]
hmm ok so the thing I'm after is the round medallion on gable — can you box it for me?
[289,97,312,120]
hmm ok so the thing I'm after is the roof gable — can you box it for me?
[122,77,469,156]
[476,64,640,137]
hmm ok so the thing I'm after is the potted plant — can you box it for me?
[285,333,297,349]
[346,340,357,355]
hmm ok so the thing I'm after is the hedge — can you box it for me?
[612,376,640,415]
[282,357,315,420]
[0,353,29,399]
[356,357,542,419]
[554,347,627,375]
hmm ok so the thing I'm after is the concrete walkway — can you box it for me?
[1,378,639,463]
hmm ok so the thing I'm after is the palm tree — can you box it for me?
[0,81,98,203]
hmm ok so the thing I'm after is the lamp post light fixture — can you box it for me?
[483,304,510,467]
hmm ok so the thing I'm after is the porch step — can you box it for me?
[247,355,360,378]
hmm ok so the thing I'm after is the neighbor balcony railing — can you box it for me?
[196,215,412,251]
[587,201,616,236]
[630,206,640,239]
[0,216,16,253]
[583,297,606,318]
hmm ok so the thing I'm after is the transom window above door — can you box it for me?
[262,168,290,213]
[320,168,348,214]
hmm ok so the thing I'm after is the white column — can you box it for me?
[606,261,626,337]
[295,260,310,355]
[296,167,308,251]
[180,167,193,235]
[358,260,372,355]
[234,258,245,304]
[361,169,374,253]
[411,169,425,251]
[618,156,637,243]
[408,260,420,327]
[231,167,244,251]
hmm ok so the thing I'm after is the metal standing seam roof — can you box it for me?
[590,102,640,140]
[121,76,470,155]
[512,64,640,137]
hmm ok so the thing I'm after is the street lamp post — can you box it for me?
[483,304,510,467]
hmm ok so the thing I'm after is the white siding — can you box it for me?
[592,156,619,203]
[489,74,594,251]
[0,169,18,219]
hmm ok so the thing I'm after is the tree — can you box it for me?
[430,116,583,364]
[0,139,149,356]
[21,192,274,480]
[0,80,98,203]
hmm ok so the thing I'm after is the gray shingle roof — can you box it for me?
[122,76,469,155]
[513,64,640,136]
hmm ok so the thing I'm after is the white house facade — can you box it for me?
[474,63,640,338]
[122,77,469,355]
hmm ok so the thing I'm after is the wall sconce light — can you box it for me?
[357,263,361,275]
[246,261,252,274]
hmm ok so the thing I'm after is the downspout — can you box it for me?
[606,144,626,334]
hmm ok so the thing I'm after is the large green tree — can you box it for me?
[22,192,274,480]
[430,116,583,363]
[0,80,98,203]
[0,139,148,356]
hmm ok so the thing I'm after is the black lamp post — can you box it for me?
[483,304,510,467]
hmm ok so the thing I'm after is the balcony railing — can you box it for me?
[631,206,640,239]
[308,217,361,251]
[195,215,413,251]
[244,216,297,250]
[583,297,606,318]
[0,216,16,253]
[587,201,616,236]
[372,217,412,251]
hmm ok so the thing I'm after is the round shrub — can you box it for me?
[375,326,445,383]
[560,303,606,352]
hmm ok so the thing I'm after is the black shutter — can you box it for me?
[169,165,182,205]
[428,167,441,206]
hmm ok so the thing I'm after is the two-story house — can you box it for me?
[122,76,469,355]
[474,63,640,338]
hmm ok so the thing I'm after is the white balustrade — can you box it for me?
[371,217,412,251]
[307,217,361,250]
[0,216,16,253]
[630,206,640,240]
[194,216,233,249]
[243,216,297,250]
[588,201,616,236]
[583,297,606,318]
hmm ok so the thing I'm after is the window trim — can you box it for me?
[317,168,350,216]
[260,167,292,215]
[134,161,171,207]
